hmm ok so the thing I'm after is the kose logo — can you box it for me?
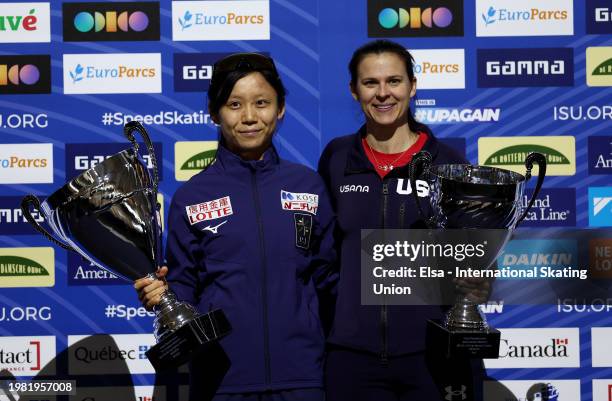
[174,53,236,92]
[0,55,50,94]
[476,0,573,37]
[63,2,160,42]
[478,48,573,87]
[172,1,270,41]
[0,3,51,43]
[587,0,612,34]
[368,0,463,37]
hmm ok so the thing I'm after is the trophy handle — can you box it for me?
[124,121,159,194]
[20,195,75,251]
[516,152,547,226]
[409,151,435,228]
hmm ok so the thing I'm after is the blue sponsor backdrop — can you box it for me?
[0,0,611,400]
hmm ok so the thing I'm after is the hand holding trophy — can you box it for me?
[20,121,231,371]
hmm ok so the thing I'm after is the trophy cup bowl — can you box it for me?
[20,121,231,371]
[409,150,546,358]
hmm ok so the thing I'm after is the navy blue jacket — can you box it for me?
[317,125,466,357]
[166,144,337,393]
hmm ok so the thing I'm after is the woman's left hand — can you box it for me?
[452,276,492,304]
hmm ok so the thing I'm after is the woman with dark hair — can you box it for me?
[318,40,488,401]
[136,53,337,401]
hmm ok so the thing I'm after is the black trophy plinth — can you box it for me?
[426,319,500,359]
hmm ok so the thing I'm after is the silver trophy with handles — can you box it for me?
[21,121,230,370]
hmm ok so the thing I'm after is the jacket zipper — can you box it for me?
[251,171,271,386]
[380,182,389,365]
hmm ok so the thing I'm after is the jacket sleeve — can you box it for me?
[165,194,206,305]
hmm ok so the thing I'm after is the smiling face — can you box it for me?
[350,52,416,129]
[214,71,285,160]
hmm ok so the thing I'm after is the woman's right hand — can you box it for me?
[134,266,169,310]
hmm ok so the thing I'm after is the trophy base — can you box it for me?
[146,309,231,371]
[426,319,500,359]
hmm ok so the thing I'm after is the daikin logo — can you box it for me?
[0,3,50,43]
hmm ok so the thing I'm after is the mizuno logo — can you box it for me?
[202,220,227,234]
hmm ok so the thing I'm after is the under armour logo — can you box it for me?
[202,220,227,234]
[445,385,467,401]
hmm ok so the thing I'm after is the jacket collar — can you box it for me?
[213,142,280,175]
[344,123,440,178]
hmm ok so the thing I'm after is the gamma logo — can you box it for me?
[0,196,43,235]
[586,0,612,34]
[589,187,612,227]
[0,247,55,288]
[0,55,51,95]
[174,141,218,181]
[174,53,231,92]
[0,2,51,43]
[586,47,612,87]
[477,48,573,88]
[478,136,575,176]
[63,2,160,42]
[368,0,463,37]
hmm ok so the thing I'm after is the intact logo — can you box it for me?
[172,1,270,41]
[0,55,51,94]
[65,142,163,182]
[592,328,612,367]
[589,187,612,227]
[587,0,612,34]
[281,191,319,215]
[0,336,55,376]
[63,2,160,42]
[174,141,218,181]
[484,328,579,369]
[415,108,500,124]
[396,179,429,197]
[592,380,612,401]
[68,334,154,375]
[477,48,573,88]
[586,47,612,87]
[476,0,573,37]
[410,49,465,89]
[478,136,576,176]
[63,53,161,95]
[174,53,227,92]
[0,3,51,43]
[186,196,233,225]
[368,0,463,37]
[484,380,579,401]
[0,247,55,288]
[0,196,42,235]
[67,252,124,286]
[520,188,575,227]
[497,239,577,276]
[588,136,612,174]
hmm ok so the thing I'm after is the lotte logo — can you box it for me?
[0,64,39,86]
[73,10,149,33]
[378,7,453,29]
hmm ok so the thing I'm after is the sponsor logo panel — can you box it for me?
[0,247,55,288]
[589,136,612,175]
[280,190,319,215]
[587,47,612,87]
[174,141,217,181]
[172,1,270,41]
[0,55,51,94]
[589,187,612,227]
[63,2,160,42]
[65,142,163,181]
[367,0,463,37]
[478,136,575,176]
[586,0,612,34]
[415,107,500,124]
[554,105,612,121]
[0,143,53,184]
[476,0,573,37]
[592,328,612,367]
[410,49,465,89]
[477,48,573,88]
[592,379,612,401]
[483,328,580,368]
[0,3,51,43]
[0,196,43,235]
[68,334,155,374]
[71,386,165,401]
[67,252,123,286]
[590,239,612,279]
[174,53,227,92]
[0,336,56,376]
[484,380,580,400]
[0,306,52,322]
[520,188,576,227]
[63,53,161,95]
[186,196,233,225]
[497,239,578,278]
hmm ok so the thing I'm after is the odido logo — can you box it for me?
[0,3,51,43]
[0,55,50,94]
[63,2,160,42]
[368,0,463,37]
